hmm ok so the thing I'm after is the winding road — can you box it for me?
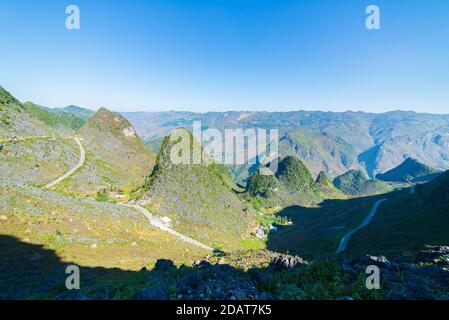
[336,198,387,254]
[42,135,213,251]
[121,204,214,251]
[44,137,85,189]
[40,135,418,254]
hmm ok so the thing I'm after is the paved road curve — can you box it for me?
[122,204,214,252]
[44,137,85,189]
[336,199,387,254]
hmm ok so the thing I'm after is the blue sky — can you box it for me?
[0,0,448,113]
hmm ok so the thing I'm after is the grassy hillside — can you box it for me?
[0,94,54,141]
[0,182,208,299]
[0,86,20,105]
[267,195,384,258]
[315,171,345,199]
[45,105,95,121]
[347,171,449,256]
[0,136,81,187]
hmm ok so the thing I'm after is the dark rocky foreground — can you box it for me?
[1,233,448,300]
[131,246,449,301]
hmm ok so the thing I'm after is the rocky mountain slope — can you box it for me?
[315,171,343,198]
[347,170,449,256]
[52,108,155,195]
[142,128,257,251]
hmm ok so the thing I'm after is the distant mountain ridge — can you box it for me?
[376,158,441,183]
[42,105,95,120]
[122,110,449,181]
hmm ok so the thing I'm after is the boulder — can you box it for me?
[154,259,176,271]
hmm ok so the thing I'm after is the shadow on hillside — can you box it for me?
[265,193,399,258]
[0,235,278,300]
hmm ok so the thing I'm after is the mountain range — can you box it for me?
[122,110,449,182]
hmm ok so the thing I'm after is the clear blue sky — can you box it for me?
[0,0,448,113]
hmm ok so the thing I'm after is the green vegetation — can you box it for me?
[267,195,383,258]
[22,102,86,131]
[348,171,449,256]
[276,156,321,203]
[2,84,449,300]
[0,86,20,105]
[46,105,94,121]
[246,156,322,208]
[52,107,156,195]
